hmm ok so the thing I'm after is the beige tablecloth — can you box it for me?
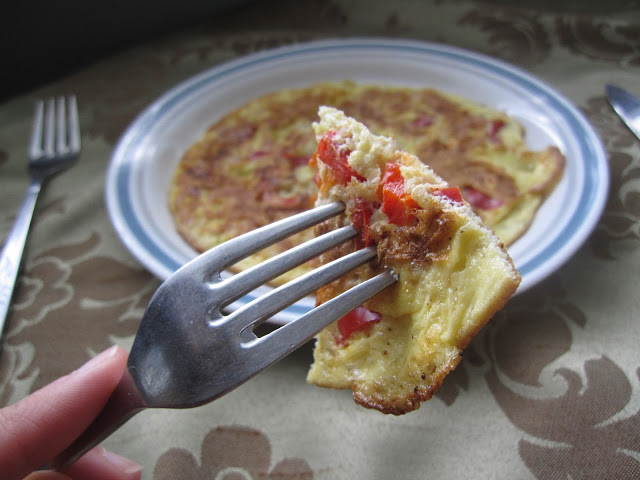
[2,1,639,478]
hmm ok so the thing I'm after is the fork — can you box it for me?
[0,96,81,337]
[48,200,396,471]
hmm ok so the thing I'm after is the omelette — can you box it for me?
[306,107,521,414]
[169,82,564,285]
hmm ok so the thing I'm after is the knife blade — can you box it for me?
[606,84,640,141]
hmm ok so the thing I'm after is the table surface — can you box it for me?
[1,1,639,479]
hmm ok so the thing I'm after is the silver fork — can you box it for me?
[0,96,81,336]
[49,200,396,471]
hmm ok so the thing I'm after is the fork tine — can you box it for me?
[56,96,67,154]
[226,246,378,329]
[43,98,55,158]
[247,270,397,361]
[189,201,346,278]
[215,225,357,307]
[28,100,44,159]
[67,95,81,152]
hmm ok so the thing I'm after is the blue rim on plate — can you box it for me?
[105,38,609,323]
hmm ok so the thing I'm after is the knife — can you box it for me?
[606,84,640,141]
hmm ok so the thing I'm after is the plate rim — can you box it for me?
[105,37,609,322]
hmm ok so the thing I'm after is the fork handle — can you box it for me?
[0,177,43,336]
[47,368,147,472]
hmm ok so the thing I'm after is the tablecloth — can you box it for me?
[1,0,639,478]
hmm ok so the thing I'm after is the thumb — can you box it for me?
[23,473,70,480]
[0,345,128,479]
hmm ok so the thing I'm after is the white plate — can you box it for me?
[106,38,609,324]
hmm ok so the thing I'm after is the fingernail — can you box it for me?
[75,345,119,374]
[99,447,143,476]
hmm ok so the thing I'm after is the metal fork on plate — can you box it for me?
[0,96,81,336]
[49,200,397,471]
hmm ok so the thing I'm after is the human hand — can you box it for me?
[0,345,142,480]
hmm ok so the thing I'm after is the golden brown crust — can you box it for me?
[352,353,461,415]
[374,205,456,266]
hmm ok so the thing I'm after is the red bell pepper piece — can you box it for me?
[487,119,506,139]
[462,186,504,210]
[380,162,419,226]
[350,197,374,249]
[337,305,382,344]
[317,131,366,185]
[432,186,464,204]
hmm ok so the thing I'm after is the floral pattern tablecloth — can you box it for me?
[1,1,639,478]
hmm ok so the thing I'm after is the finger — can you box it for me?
[0,345,131,479]
[62,446,142,480]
